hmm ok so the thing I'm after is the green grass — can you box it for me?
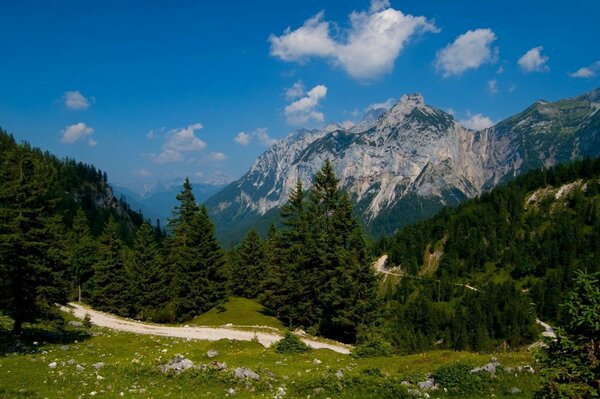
[0,312,541,398]
[189,297,286,331]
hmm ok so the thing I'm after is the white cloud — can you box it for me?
[63,91,91,110]
[435,28,498,77]
[254,128,277,146]
[285,81,305,99]
[459,113,494,131]
[234,128,278,146]
[88,138,97,147]
[365,98,396,112]
[151,123,206,164]
[269,1,438,80]
[133,168,152,177]
[487,79,498,94]
[570,61,600,78]
[518,46,549,72]
[234,131,251,146]
[208,152,227,161]
[340,120,355,130]
[61,122,95,145]
[284,84,327,125]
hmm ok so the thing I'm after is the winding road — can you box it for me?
[64,303,351,354]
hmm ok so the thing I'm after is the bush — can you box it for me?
[432,362,484,394]
[83,313,92,329]
[275,331,311,354]
[352,328,393,358]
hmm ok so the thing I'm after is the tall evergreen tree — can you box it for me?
[89,216,130,316]
[166,179,227,321]
[169,177,198,228]
[0,148,68,334]
[271,162,380,342]
[68,208,97,302]
[231,229,265,298]
[130,221,166,319]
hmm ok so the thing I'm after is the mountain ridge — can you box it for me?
[205,87,600,242]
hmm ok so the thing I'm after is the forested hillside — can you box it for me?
[0,128,155,332]
[376,157,600,352]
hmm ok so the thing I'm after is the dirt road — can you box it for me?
[65,303,351,354]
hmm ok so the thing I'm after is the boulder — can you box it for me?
[159,355,194,374]
[234,367,260,381]
[207,349,218,358]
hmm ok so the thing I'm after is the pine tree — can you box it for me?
[169,177,198,228]
[273,162,380,342]
[130,221,166,319]
[166,179,227,321]
[68,208,97,302]
[0,148,67,334]
[231,229,265,298]
[89,216,130,316]
[260,224,287,313]
[536,271,600,398]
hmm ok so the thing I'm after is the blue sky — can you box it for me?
[1,0,599,192]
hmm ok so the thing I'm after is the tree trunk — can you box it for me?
[78,283,82,302]
[12,317,22,335]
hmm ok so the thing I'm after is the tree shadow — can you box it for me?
[0,321,92,356]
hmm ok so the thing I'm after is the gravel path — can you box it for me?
[65,303,351,354]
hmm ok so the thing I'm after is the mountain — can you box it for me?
[205,87,600,241]
[114,180,224,226]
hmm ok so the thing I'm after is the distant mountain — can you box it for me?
[114,181,224,226]
[205,87,600,242]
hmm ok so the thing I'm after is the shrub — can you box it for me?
[83,313,92,329]
[432,362,484,394]
[352,328,393,358]
[275,331,311,354]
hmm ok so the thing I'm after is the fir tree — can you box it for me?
[68,208,97,302]
[231,229,265,298]
[130,221,166,319]
[0,148,68,334]
[169,177,198,228]
[89,216,130,316]
[166,179,227,321]
[536,271,600,398]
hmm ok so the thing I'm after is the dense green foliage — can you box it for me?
[377,158,600,352]
[164,178,228,321]
[258,161,381,343]
[274,331,311,354]
[0,141,68,333]
[536,271,600,398]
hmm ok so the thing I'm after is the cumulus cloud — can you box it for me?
[518,46,549,72]
[208,152,227,161]
[487,79,498,94]
[61,122,95,145]
[151,123,206,164]
[284,84,327,125]
[285,81,306,99]
[254,128,277,146]
[133,168,152,177]
[459,113,494,131]
[435,29,498,77]
[269,1,438,80]
[366,98,396,112]
[63,91,91,110]
[570,61,600,78]
[233,128,277,146]
[234,131,251,146]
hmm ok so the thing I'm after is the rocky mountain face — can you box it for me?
[205,87,600,241]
